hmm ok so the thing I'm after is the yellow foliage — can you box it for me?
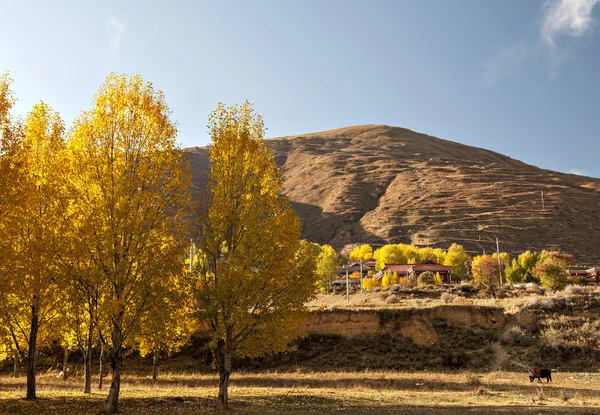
[381,271,399,287]
[349,244,373,261]
[68,73,191,410]
[190,101,318,408]
[434,272,443,285]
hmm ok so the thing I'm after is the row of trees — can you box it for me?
[0,74,318,412]
[349,242,579,292]
[349,243,471,280]
[471,250,576,291]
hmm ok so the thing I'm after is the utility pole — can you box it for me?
[541,191,545,211]
[189,238,194,274]
[360,259,363,295]
[346,269,349,303]
[496,238,503,288]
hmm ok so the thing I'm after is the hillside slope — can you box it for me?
[185,125,600,263]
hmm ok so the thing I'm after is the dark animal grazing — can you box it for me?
[529,367,552,383]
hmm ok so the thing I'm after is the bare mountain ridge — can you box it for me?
[185,125,600,264]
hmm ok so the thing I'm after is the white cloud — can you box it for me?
[105,16,125,54]
[541,0,600,47]
[567,168,585,175]
[483,43,532,84]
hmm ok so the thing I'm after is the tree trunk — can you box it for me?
[102,344,122,413]
[26,306,39,400]
[82,345,92,393]
[98,340,104,390]
[83,324,94,393]
[13,350,18,378]
[152,349,159,381]
[62,347,69,380]
[217,350,232,410]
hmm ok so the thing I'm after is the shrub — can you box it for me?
[417,271,436,286]
[458,283,475,293]
[535,262,568,290]
[385,294,400,304]
[362,276,381,291]
[500,326,528,346]
[505,259,525,284]
[566,276,588,286]
[381,271,399,287]
[466,375,482,388]
[434,272,443,285]
[562,284,586,296]
[441,292,456,304]
[398,277,409,286]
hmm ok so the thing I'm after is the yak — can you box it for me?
[529,367,552,383]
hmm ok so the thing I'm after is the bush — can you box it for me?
[418,271,436,286]
[385,295,400,304]
[466,374,482,387]
[362,276,381,291]
[381,271,399,287]
[562,284,586,296]
[441,292,456,304]
[566,276,588,286]
[458,283,475,293]
[434,272,443,285]
[500,326,528,346]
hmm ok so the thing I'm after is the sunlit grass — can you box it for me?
[2,370,600,414]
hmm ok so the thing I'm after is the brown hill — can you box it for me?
[184,125,600,263]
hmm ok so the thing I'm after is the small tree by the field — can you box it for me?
[349,244,373,261]
[444,243,471,281]
[135,274,194,381]
[191,101,318,410]
[381,271,398,287]
[471,255,501,292]
[417,271,436,286]
[362,276,381,291]
[68,74,191,414]
[532,251,573,290]
[518,250,540,281]
[350,271,361,279]
[315,245,338,293]
[505,259,525,284]
[434,272,443,285]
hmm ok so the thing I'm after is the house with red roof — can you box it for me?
[375,260,452,284]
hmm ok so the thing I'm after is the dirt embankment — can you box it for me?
[301,306,506,346]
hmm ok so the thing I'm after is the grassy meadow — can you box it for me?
[2,370,600,414]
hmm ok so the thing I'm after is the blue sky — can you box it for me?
[1,0,599,177]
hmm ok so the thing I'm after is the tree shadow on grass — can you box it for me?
[0,394,596,415]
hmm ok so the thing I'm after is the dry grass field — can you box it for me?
[2,370,600,414]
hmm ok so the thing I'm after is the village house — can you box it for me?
[375,260,453,284]
[568,266,600,283]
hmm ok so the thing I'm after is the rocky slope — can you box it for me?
[184,125,600,263]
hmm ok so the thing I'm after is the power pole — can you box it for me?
[360,259,363,295]
[346,269,349,303]
[189,238,194,274]
[541,191,545,211]
[496,238,503,288]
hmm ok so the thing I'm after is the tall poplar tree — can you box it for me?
[68,73,191,414]
[0,101,68,399]
[191,101,318,409]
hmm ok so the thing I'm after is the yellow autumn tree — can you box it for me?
[135,271,194,381]
[349,244,373,261]
[0,102,69,400]
[68,73,191,414]
[443,243,471,281]
[191,101,318,409]
[315,245,339,293]
[0,72,23,379]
